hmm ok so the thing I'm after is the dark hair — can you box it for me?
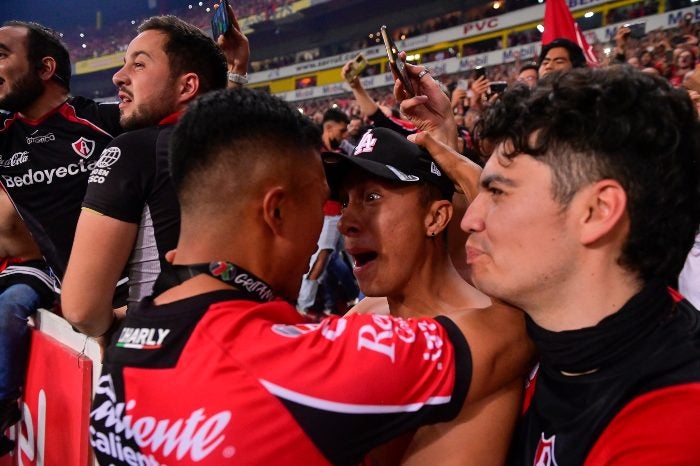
[538,38,587,69]
[478,66,700,283]
[3,21,71,90]
[138,16,227,94]
[170,88,321,207]
[519,62,539,74]
[322,107,350,125]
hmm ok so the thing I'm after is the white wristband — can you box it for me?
[227,72,248,85]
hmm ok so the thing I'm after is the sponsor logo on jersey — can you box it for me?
[116,326,171,349]
[88,146,121,184]
[0,151,29,168]
[26,132,55,144]
[534,433,559,466]
[357,315,418,362]
[90,374,233,463]
[96,146,121,168]
[71,136,96,158]
[2,159,96,188]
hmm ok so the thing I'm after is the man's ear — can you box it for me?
[262,187,285,236]
[37,57,57,83]
[425,199,453,237]
[578,179,628,246]
[178,72,200,105]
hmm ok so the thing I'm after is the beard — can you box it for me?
[0,69,44,113]
[118,80,178,130]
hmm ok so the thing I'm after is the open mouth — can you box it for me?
[352,251,378,268]
[118,92,133,104]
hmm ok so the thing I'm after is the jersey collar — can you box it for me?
[159,111,183,126]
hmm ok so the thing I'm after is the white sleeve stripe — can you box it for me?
[260,379,451,414]
[1,266,54,289]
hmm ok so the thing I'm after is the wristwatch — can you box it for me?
[227,72,248,85]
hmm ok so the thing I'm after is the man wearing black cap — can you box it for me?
[324,127,528,464]
[90,88,532,465]
[538,38,586,78]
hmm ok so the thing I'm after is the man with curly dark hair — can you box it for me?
[419,65,700,464]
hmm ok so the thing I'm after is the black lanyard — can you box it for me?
[153,260,276,303]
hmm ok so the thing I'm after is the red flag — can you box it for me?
[542,0,598,65]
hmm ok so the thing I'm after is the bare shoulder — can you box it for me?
[345,296,390,315]
[447,300,534,404]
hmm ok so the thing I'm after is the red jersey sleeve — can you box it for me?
[202,301,471,464]
[585,383,700,465]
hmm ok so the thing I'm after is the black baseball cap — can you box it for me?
[322,127,455,199]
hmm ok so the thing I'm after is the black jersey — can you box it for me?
[511,283,700,465]
[0,97,121,282]
[90,290,471,465]
[82,118,180,305]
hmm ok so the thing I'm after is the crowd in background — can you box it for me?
[67,0,294,60]
[1,0,699,459]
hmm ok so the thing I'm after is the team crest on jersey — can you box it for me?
[71,137,96,158]
[534,433,558,466]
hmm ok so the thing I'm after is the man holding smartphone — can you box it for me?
[62,11,250,340]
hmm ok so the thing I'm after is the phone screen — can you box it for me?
[211,0,231,40]
[473,66,486,80]
[489,81,507,95]
[380,25,415,97]
[345,53,368,82]
[624,22,646,40]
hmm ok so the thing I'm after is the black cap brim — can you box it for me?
[323,151,426,200]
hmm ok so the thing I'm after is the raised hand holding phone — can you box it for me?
[381,25,415,97]
[212,0,231,40]
[212,1,250,88]
[390,50,458,150]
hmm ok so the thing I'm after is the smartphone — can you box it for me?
[211,0,231,40]
[457,79,469,90]
[345,53,369,82]
[472,66,487,82]
[623,22,646,40]
[489,81,507,95]
[380,25,415,97]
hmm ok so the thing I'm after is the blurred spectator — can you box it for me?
[538,38,587,78]
[517,62,539,88]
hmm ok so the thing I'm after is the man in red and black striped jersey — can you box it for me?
[423,66,700,464]
[90,88,531,466]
